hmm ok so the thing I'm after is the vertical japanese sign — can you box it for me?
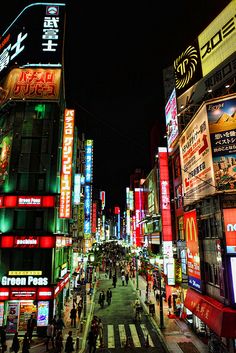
[158,147,172,241]
[59,109,75,218]
[184,209,202,291]
[84,140,93,238]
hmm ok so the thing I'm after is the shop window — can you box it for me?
[204,261,220,286]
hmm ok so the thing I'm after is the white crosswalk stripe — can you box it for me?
[129,324,141,347]
[102,323,154,349]
[118,324,126,347]
[140,323,154,347]
[107,324,115,348]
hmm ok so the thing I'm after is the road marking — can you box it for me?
[118,324,126,347]
[141,323,154,346]
[129,324,141,347]
[107,325,115,348]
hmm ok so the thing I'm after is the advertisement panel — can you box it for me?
[158,147,172,241]
[173,39,202,97]
[198,1,236,77]
[37,301,49,327]
[6,302,19,333]
[206,95,236,191]
[165,88,179,151]
[179,105,215,205]
[0,68,61,105]
[184,209,202,291]
[0,3,65,81]
[230,257,236,303]
[223,208,236,254]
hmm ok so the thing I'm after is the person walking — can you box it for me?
[11,331,20,353]
[22,333,30,353]
[97,318,104,348]
[125,272,129,286]
[121,274,125,286]
[112,274,117,288]
[65,331,74,353]
[27,314,36,343]
[106,288,112,305]
[0,325,7,353]
[56,314,65,332]
[46,320,55,351]
[87,329,96,353]
[70,305,77,328]
[77,300,83,320]
[98,290,105,308]
[55,330,63,353]
[91,316,99,344]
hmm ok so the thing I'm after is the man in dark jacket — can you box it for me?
[27,314,36,343]
[106,288,112,305]
[70,306,77,328]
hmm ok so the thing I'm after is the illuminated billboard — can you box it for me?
[179,104,215,205]
[165,88,179,151]
[173,39,202,97]
[158,147,172,241]
[206,95,236,191]
[0,3,65,81]
[198,1,236,77]
[184,209,202,291]
[223,208,236,254]
[59,109,75,218]
[85,140,93,183]
[0,68,61,105]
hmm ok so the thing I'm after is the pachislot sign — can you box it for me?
[59,109,75,218]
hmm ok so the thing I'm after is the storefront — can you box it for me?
[184,288,236,352]
[0,272,70,336]
[0,285,53,335]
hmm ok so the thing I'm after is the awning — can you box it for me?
[184,288,236,338]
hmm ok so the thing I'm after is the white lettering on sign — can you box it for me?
[227,223,236,231]
[18,197,41,205]
[0,32,28,74]
[1,276,48,286]
[16,239,37,245]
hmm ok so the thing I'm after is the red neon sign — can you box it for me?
[1,236,56,248]
[158,147,172,241]
[0,195,55,208]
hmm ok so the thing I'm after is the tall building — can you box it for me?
[0,3,75,336]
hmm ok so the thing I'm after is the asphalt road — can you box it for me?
[91,273,168,353]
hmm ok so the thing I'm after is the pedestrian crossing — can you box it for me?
[98,323,155,348]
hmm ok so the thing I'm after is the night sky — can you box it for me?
[1,0,230,210]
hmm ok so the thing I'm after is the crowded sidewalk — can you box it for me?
[131,274,209,353]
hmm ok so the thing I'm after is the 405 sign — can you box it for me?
[1,276,48,286]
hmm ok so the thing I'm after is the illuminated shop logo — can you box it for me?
[1,276,48,286]
[47,6,59,15]
[174,45,198,90]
